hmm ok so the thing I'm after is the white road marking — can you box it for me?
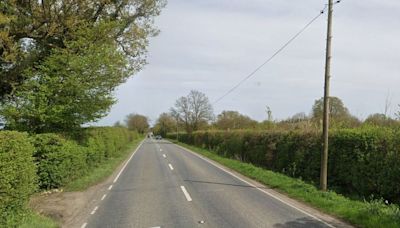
[113,141,144,183]
[168,164,174,170]
[81,223,87,228]
[150,227,161,228]
[160,149,162,151]
[175,144,335,228]
[90,206,98,215]
[101,194,107,201]
[163,154,166,158]
[180,185,192,202]
[108,185,113,190]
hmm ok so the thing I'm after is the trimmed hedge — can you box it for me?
[169,128,400,204]
[0,127,138,225]
[33,127,139,189]
[32,134,87,189]
[0,131,36,226]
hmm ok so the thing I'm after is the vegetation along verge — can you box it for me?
[169,137,400,228]
[0,127,141,227]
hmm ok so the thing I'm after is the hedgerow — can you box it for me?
[33,127,139,189]
[0,131,36,226]
[169,127,400,204]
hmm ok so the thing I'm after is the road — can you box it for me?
[84,139,341,228]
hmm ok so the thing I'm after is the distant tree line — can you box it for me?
[149,90,400,136]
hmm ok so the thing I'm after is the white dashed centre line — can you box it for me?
[163,154,166,158]
[81,223,87,228]
[101,194,107,201]
[108,185,113,190]
[90,206,98,215]
[180,186,192,202]
[168,164,174,170]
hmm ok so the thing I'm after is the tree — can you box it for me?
[364,113,399,127]
[153,113,176,137]
[170,90,213,133]
[312,97,350,120]
[113,121,124,128]
[0,0,165,132]
[215,111,257,130]
[396,105,400,120]
[311,96,360,128]
[125,114,149,134]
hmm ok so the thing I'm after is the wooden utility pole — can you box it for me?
[321,0,333,191]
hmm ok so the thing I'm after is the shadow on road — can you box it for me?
[273,217,330,228]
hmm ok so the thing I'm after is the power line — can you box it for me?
[212,3,340,105]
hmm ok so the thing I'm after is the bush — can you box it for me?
[0,131,36,225]
[32,127,139,189]
[169,127,400,204]
[32,134,87,189]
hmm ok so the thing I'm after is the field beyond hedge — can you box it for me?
[0,127,140,227]
[168,127,400,205]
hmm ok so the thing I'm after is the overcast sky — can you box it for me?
[96,0,400,126]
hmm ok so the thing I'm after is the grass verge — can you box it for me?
[173,141,400,228]
[66,137,144,191]
[18,211,59,228]
[18,137,143,227]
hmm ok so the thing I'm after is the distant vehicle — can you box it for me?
[155,135,162,140]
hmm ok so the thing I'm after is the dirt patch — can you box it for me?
[29,156,130,227]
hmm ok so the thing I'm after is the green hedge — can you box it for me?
[169,128,400,204]
[0,127,139,225]
[33,127,139,189]
[0,131,36,226]
[32,134,87,189]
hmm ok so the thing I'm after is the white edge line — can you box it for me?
[81,223,87,228]
[175,143,335,228]
[168,163,174,170]
[180,185,192,202]
[113,141,144,183]
[101,194,107,201]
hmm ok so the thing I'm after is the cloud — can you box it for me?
[96,0,400,126]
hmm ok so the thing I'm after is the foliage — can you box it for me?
[170,90,213,133]
[311,97,360,128]
[32,134,88,189]
[364,113,400,127]
[125,113,149,134]
[169,127,400,204]
[176,141,400,228]
[0,131,36,226]
[0,0,166,132]
[153,113,176,137]
[66,137,142,191]
[0,0,166,99]
[215,110,258,130]
[32,127,138,189]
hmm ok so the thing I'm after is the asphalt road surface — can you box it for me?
[85,139,338,228]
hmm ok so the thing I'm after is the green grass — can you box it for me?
[66,137,144,191]
[18,211,59,228]
[174,141,400,228]
[15,137,144,227]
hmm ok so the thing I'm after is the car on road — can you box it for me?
[155,135,162,140]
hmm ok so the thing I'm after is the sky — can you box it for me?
[96,0,400,126]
